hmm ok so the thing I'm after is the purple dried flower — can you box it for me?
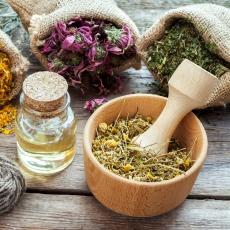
[39,17,136,95]
[55,22,68,41]
[78,26,93,45]
[73,61,86,76]
[62,35,75,49]
[87,43,107,65]
[105,25,134,55]
[106,45,123,55]
[48,58,64,71]
[87,43,97,62]
[40,33,58,54]
[40,42,54,54]
[105,25,122,44]
[84,98,108,113]
[119,25,134,50]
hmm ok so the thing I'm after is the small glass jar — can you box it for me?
[15,72,77,175]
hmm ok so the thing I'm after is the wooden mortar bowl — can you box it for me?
[83,94,208,217]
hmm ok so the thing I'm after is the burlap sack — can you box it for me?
[8,0,141,75]
[137,4,230,107]
[0,29,29,101]
[6,0,59,30]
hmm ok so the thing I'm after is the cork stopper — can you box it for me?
[23,71,68,112]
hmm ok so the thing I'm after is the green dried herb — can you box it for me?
[92,114,194,182]
[105,25,122,44]
[147,20,230,90]
[96,45,106,61]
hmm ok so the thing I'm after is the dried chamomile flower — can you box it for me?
[92,114,194,182]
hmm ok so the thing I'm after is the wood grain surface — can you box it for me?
[0,0,229,229]
[1,193,230,230]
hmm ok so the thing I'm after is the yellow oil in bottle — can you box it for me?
[15,108,77,175]
[16,72,77,175]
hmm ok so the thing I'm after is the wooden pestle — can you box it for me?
[133,59,219,154]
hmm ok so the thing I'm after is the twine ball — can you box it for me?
[0,156,26,214]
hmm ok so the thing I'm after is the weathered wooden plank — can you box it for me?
[117,0,230,9]
[0,194,230,230]
[1,134,229,196]
[119,0,230,34]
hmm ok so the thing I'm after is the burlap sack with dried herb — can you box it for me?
[0,29,29,104]
[137,4,230,107]
[8,0,141,94]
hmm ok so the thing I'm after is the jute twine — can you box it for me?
[0,29,29,101]
[0,156,26,214]
[7,0,141,75]
[137,4,230,107]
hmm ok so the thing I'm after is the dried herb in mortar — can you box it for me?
[147,20,230,90]
[92,114,193,182]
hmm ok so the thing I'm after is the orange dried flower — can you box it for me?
[0,104,16,135]
[0,52,14,105]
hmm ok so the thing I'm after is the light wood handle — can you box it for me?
[133,86,198,153]
[133,59,219,154]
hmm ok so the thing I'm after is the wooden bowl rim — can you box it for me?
[83,94,208,187]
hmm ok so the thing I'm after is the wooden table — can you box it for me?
[1,0,230,229]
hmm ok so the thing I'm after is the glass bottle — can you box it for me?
[15,72,77,175]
